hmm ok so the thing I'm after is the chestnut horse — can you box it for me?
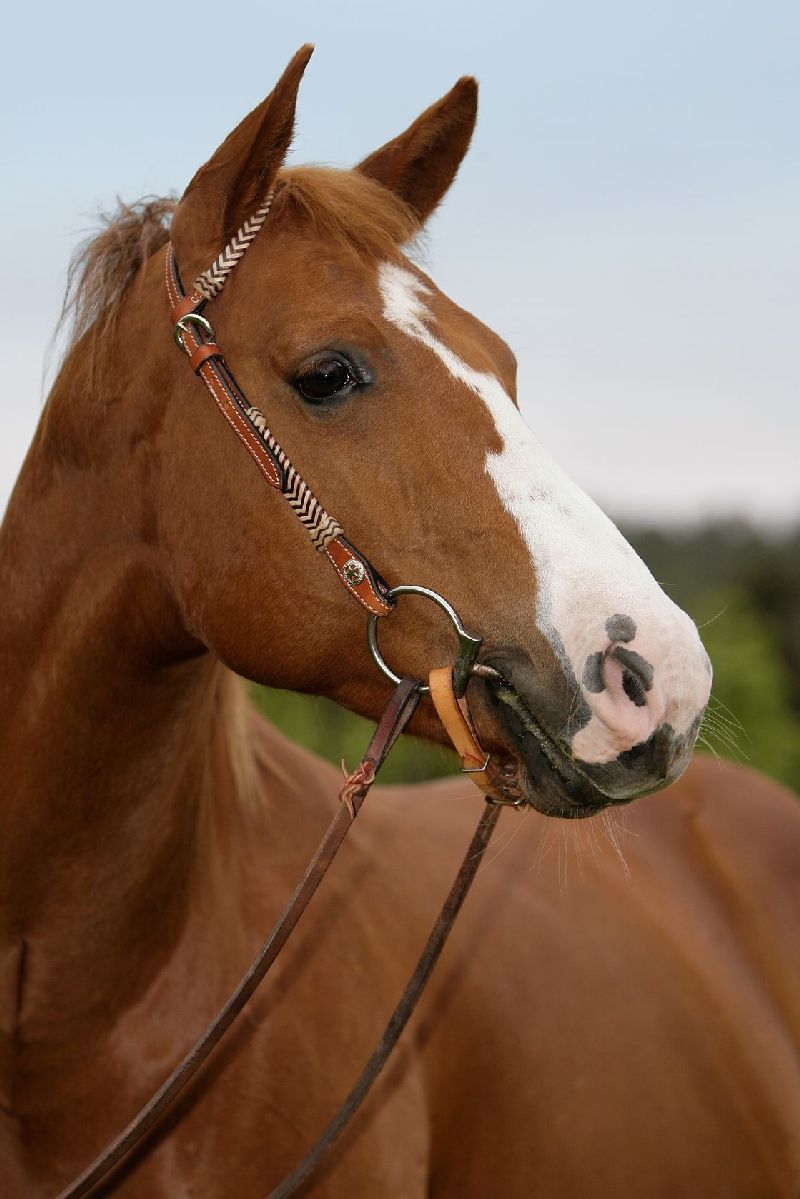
[2,45,799,1198]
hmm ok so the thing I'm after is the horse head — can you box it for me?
[160,45,711,818]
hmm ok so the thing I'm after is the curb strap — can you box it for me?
[165,245,393,617]
[56,679,423,1199]
[429,667,524,805]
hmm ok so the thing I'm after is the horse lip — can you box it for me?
[478,666,616,818]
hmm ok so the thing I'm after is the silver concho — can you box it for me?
[342,557,366,586]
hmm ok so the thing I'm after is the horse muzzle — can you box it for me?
[480,649,705,818]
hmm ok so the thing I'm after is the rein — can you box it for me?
[59,675,516,1199]
[57,188,523,1198]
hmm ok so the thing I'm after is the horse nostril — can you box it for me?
[582,645,656,709]
[582,651,605,694]
[612,647,655,707]
[621,668,647,707]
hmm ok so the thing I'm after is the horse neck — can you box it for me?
[0,269,255,1040]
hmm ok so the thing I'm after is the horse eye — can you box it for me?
[294,355,357,403]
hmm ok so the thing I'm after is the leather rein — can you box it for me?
[57,188,523,1199]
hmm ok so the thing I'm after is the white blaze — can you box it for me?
[378,261,709,760]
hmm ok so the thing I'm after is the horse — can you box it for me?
[1,43,798,1198]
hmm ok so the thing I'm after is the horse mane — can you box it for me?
[57,195,177,366]
[57,166,418,374]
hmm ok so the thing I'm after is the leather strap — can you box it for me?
[266,800,502,1199]
[57,679,423,1199]
[57,672,516,1199]
[166,248,394,617]
[187,342,222,373]
[429,667,523,805]
[169,293,204,323]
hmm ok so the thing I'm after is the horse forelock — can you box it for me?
[271,165,420,263]
[53,165,418,388]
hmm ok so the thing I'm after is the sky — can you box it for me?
[2,0,798,525]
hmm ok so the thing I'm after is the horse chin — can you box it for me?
[482,674,623,820]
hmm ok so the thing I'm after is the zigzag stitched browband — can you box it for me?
[166,190,394,617]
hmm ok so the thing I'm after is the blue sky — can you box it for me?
[3,0,798,523]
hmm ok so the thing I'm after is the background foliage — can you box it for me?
[252,521,800,795]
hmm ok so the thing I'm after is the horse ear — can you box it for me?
[356,77,478,224]
[171,44,313,274]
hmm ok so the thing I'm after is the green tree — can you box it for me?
[692,586,800,792]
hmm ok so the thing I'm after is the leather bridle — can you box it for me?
[57,186,523,1199]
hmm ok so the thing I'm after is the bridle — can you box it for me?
[163,192,488,698]
[58,184,524,1199]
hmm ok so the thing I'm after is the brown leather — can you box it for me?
[268,800,502,1199]
[429,666,492,785]
[57,679,424,1199]
[166,247,393,616]
[325,535,394,616]
[169,292,204,323]
[198,358,283,490]
[165,253,283,492]
[429,667,522,804]
[340,676,423,811]
[188,343,222,373]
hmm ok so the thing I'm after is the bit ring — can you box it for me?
[367,584,483,698]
